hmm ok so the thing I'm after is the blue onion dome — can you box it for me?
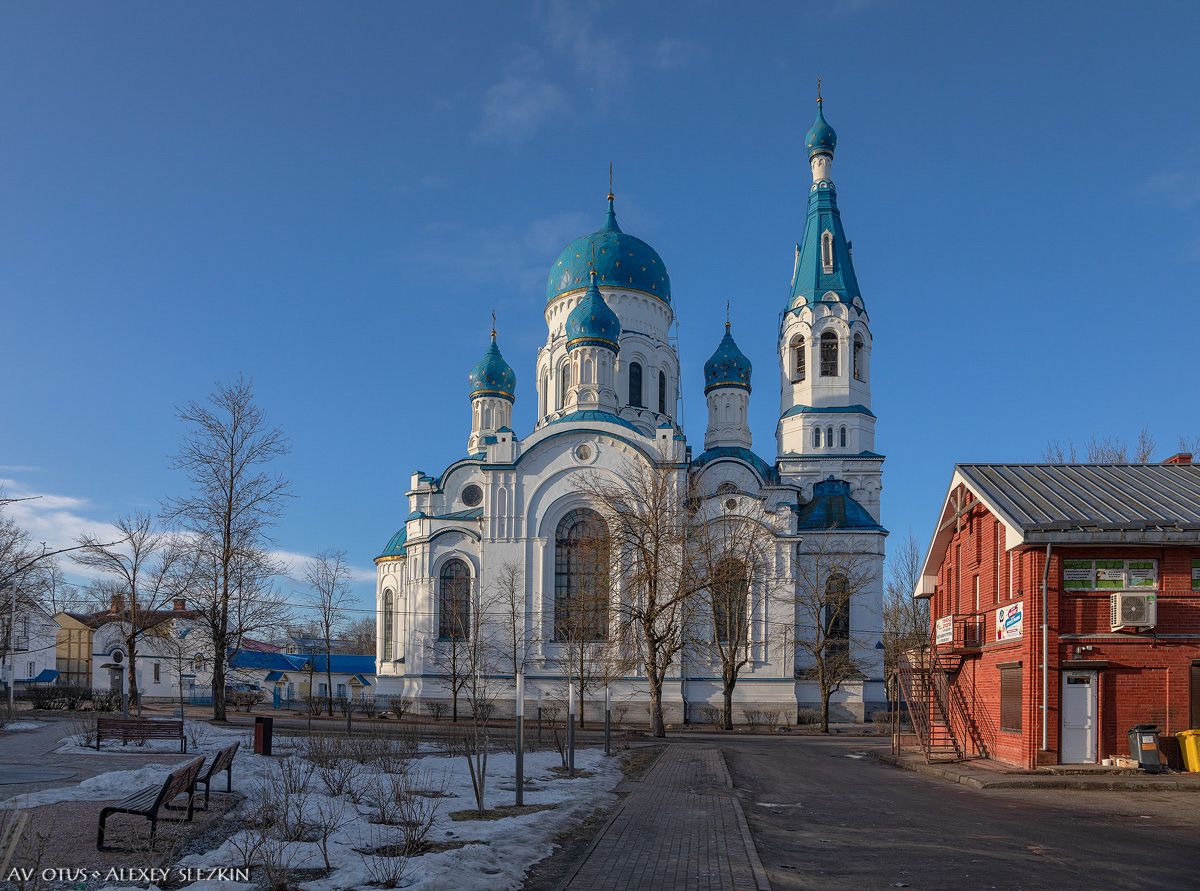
[546,195,671,305]
[468,332,516,402]
[703,322,752,394]
[565,269,622,352]
[805,99,837,159]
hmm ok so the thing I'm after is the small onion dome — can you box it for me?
[378,527,407,559]
[546,196,671,305]
[703,323,752,394]
[468,334,516,402]
[805,101,837,159]
[565,270,621,352]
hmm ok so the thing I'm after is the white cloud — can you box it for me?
[475,76,570,145]
[653,38,707,71]
[1,477,123,580]
[272,549,376,585]
[1142,170,1200,210]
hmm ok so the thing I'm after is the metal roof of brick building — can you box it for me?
[957,463,1200,539]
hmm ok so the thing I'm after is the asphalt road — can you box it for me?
[708,734,1197,891]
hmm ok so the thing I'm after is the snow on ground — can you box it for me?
[5,720,623,890]
[1,724,260,809]
[176,744,621,891]
[1,720,48,731]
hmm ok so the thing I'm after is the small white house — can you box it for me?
[5,595,59,689]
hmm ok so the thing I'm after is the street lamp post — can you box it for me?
[567,681,576,777]
[514,669,524,806]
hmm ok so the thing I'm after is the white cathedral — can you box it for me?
[373,98,887,723]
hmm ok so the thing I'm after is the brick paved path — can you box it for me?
[563,744,770,890]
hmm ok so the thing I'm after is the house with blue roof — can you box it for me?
[227,648,377,703]
[374,92,886,724]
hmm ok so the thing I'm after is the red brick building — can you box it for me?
[908,460,1200,769]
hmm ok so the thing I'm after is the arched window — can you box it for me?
[658,370,667,414]
[820,331,838,377]
[821,230,834,273]
[824,573,850,660]
[839,426,847,448]
[813,427,822,448]
[539,372,548,411]
[438,559,471,640]
[628,362,643,407]
[790,335,806,381]
[827,426,834,449]
[853,333,864,381]
[193,653,205,671]
[558,365,570,409]
[554,508,609,641]
[712,556,749,645]
[382,590,394,661]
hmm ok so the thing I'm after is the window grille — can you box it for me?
[820,332,838,377]
[439,559,471,640]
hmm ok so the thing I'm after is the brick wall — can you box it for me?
[926,491,1200,768]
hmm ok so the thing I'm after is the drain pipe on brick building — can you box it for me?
[1041,543,1052,754]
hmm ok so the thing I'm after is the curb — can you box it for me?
[871,750,1200,792]
[718,749,773,891]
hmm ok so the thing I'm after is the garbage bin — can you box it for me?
[254,715,274,756]
[1177,729,1200,773]
[1127,724,1162,773]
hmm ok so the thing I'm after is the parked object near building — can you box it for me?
[903,459,1200,769]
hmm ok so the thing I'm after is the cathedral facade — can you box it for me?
[374,99,887,723]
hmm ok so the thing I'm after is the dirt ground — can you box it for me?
[2,792,240,891]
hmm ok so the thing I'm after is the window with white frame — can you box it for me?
[820,331,838,376]
[821,230,834,273]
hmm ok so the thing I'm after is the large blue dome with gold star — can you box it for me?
[468,335,516,402]
[703,325,752,394]
[546,197,671,305]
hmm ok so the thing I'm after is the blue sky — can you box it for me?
[3,1,1198,612]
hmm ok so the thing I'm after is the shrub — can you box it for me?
[796,708,821,725]
[424,701,447,722]
[743,708,763,728]
[388,697,414,721]
[697,704,721,726]
[762,707,783,727]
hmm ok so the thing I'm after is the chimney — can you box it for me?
[174,597,187,611]
[1164,452,1193,465]
[111,592,125,612]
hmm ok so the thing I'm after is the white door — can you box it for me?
[1061,671,1098,763]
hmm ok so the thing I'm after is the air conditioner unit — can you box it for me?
[1110,593,1157,632]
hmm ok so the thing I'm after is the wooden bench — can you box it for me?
[97,756,204,850]
[195,741,239,810]
[95,718,186,753]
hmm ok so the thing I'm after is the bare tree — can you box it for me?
[165,376,291,721]
[1179,436,1200,457]
[788,532,880,733]
[1,494,117,600]
[1042,439,1078,464]
[577,459,706,738]
[882,530,928,683]
[303,550,355,716]
[489,560,531,682]
[344,617,376,655]
[692,500,782,730]
[1086,434,1128,463]
[1134,426,1156,463]
[73,514,189,717]
[428,592,471,722]
[549,530,613,728]
[455,588,500,817]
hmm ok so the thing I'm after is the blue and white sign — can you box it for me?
[995,601,1023,641]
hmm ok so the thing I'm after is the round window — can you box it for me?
[462,484,483,507]
[725,499,738,510]
[112,650,124,664]
[574,444,592,461]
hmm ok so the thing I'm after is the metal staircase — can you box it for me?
[897,650,963,763]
